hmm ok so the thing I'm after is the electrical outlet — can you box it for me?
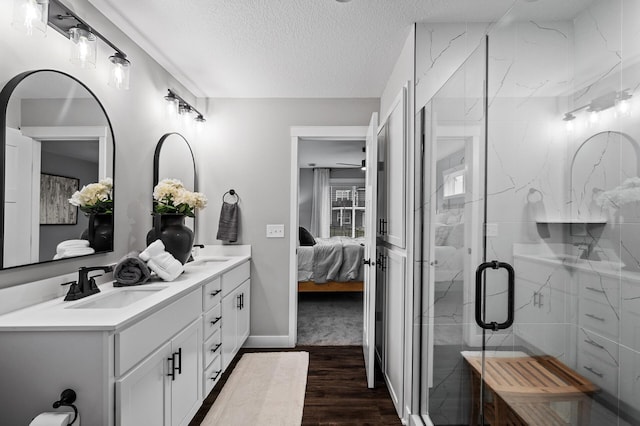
[266,224,285,238]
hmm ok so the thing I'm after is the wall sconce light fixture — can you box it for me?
[12,0,131,89]
[563,89,632,130]
[164,90,206,124]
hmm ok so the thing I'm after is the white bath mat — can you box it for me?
[201,352,309,426]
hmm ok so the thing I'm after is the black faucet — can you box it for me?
[64,266,114,301]
[187,244,205,263]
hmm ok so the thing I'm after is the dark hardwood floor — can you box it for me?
[190,346,402,425]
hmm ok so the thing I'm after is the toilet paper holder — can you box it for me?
[52,389,78,425]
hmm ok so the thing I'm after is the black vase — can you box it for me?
[146,214,194,264]
[81,213,113,252]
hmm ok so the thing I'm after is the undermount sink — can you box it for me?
[187,256,231,267]
[68,287,167,309]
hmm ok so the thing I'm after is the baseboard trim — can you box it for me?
[243,335,292,348]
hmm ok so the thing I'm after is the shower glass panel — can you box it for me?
[420,0,640,424]
[420,41,487,425]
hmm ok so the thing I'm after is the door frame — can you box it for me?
[288,126,368,347]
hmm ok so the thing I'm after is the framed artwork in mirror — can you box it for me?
[39,173,79,225]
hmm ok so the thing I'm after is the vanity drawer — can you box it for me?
[203,303,222,341]
[115,289,201,376]
[203,276,222,312]
[579,330,619,365]
[579,298,620,340]
[577,349,618,396]
[222,261,250,295]
[580,276,619,308]
[203,328,222,369]
[204,353,222,396]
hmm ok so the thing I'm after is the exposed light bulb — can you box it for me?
[69,26,97,68]
[565,119,574,133]
[109,52,130,90]
[589,111,599,125]
[617,98,631,116]
[12,0,48,36]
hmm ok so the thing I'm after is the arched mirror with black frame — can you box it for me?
[0,69,115,270]
[152,132,197,235]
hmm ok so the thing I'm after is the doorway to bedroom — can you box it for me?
[289,126,370,347]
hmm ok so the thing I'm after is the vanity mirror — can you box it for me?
[152,132,197,233]
[0,70,115,269]
[570,131,640,221]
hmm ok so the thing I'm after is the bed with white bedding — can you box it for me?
[298,236,365,292]
[433,215,465,283]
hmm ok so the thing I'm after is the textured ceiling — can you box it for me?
[88,0,517,98]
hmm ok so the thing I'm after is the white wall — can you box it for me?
[195,98,378,339]
[0,0,201,293]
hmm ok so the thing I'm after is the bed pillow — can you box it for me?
[299,227,316,246]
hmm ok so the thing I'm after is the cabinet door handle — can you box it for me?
[167,354,176,381]
[210,370,222,381]
[210,289,221,297]
[585,313,605,322]
[210,343,222,353]
[585,286,605,294]
[241,293,244,309]
[584,339,605,350]
[381,255,387,271]
[584,365,604,378]
[175,348,182,375]
[236,294,242,309]
[210,316,221,326]
[533,292,539,307]
[538,293,543,307]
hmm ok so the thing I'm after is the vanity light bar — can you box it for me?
[19,0,131,89]
[563,89,632,122]
[165,90,206,123]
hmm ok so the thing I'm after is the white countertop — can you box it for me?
[0,247,250,332]
[513,243,640,282]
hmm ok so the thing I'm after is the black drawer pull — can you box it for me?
[586,286,605,294]
[585,313,605,322]
[210,343,222,353]
[210,289,222,297]
[584,339,605,350]
[210,316,221,326]
[210,370,222,381]
[584,366,603,378]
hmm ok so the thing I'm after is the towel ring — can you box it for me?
[527,187,543,202]
[223,189,239,204]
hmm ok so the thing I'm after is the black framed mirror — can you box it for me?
[0,70,115,270]
[152,132,197,234]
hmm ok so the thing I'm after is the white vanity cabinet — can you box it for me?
[0,250,251,426]
[221,261,251,370]
[117,318,202,426]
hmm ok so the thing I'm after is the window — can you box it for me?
[330,181,365,237]
[443,166,466,199]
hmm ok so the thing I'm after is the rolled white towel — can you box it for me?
[148,252,184,281]
[140,240,166,261]
[56,239,90,254]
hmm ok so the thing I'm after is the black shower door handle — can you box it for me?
[475,260,514,331]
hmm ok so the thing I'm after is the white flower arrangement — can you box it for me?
[153,178,207,217]
[68,177,113,215]
[596,177,640,209]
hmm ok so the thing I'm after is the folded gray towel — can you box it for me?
[113,251,152,286]
[216,201,239,242]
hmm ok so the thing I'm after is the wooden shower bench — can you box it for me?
[462,353,598,425]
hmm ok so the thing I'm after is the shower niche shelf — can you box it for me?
[535,219,607,225]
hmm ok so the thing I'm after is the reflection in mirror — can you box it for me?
[570,131,640,221]
[153,133,196,233]
[1,70,115,269]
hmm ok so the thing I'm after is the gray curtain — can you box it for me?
[310,168,331,238]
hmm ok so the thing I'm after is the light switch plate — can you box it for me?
[266,224,285,238]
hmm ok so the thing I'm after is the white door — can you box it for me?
[170,320,202,426]
[236,280,251,344]
[363,112,378,388]
[116,341,171,426]
[4,128,39,267]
